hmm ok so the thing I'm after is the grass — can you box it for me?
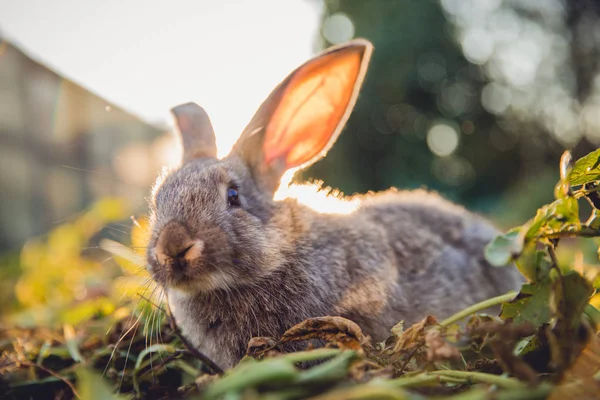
[2,149,600,399]
[1,290,598,399]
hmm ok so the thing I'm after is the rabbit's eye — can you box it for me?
[227,187,241,207]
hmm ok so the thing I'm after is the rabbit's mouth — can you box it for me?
[148,221,237,292]
[148,245,237,293]
[162,268,236,293]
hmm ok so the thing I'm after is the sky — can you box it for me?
[0,0,321,156]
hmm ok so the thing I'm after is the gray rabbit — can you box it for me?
[146,39,522,369]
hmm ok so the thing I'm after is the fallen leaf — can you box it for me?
[548,271,594,375]
[278,316,370,353]
[548,331,600,400]
[391,321,404,338]
[424,330,460,362]
[470,320,538,385]
[246,336,278,358]
[393,315,438,354]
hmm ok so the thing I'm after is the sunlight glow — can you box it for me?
[0,0,321,158]
[274,170,360,215]
[0,1,365,213]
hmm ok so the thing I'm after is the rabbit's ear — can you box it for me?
[171,102,217,162]
[234,39,372,192]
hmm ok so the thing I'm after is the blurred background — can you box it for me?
[1,0,600,324]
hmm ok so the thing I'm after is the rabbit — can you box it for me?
[146,39,523,370]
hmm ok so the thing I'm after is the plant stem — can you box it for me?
[572,186,600,199]
[171,359,203,377]
[440,292,517,327]
[279,348,342,364]
[428,370,526,389]
[494,383,553,400]
[443,388,489,400]
[538,226,600,240]
[388,373,439,388]
[390,369,526,390]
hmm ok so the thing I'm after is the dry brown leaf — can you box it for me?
[278,316,370,353]
[470,320,538,385]
[347,358,390,382]
[425,330,460,362]
[548,330,600,400]
[393,315,438,354]
[391,321,404,338]
[246,336,278,358]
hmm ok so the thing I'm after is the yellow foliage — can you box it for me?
[60,297,116,326]
[131,216,151,255]
[9,197,139,326]
[92,197,129,223]
[591,293,600,309]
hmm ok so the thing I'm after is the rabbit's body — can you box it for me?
[148,40,521,370]
[160,174,520,369]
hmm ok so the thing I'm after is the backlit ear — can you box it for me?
[233,39,373,192]
[171,102,217,162]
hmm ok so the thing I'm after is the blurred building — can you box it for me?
[0,41,174,251]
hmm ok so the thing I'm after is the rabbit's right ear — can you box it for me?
[171,102,217,162]
[232,39,372,193]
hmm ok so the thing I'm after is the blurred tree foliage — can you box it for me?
[303,0,599,219]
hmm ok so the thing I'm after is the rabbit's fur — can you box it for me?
[147,39,522,370]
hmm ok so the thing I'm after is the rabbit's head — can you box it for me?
[147,40,372,293]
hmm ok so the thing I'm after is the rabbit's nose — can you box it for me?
[154,223,204,266]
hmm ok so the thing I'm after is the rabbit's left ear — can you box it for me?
[233,39,373,193]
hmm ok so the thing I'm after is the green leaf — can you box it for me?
[514,334,543,357]
[518,243,554,283]
[554,179,570,199]
[296,351,357,384]
[76,368,127,400]
[593,274,600,290]
[567,148,600,186]
[485,229,523,267]
[276,348,342,364]
[134,344,176,371]
[60,297,115,325]
[203,358,298,399]
[514,242,547,282]
[584,304,600,328]
[524,197,580,239]
[500,282,552,326]
[64,324,84,363]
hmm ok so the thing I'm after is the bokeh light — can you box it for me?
[427,123,460,157]
[441,0,600,148]
[322,12,355,44]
